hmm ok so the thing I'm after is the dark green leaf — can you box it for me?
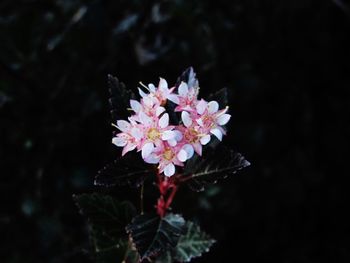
[174,221,215,262]
[73,193,137,263]
[108,74,135,122]
[126,213,186,260]
[207,87,229,108]
[94,154,154,188]
[175,67,199,89]
[184,144,250,192]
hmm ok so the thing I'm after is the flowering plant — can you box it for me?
[74,68,250,263]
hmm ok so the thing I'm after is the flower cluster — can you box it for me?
[112,77,231,177]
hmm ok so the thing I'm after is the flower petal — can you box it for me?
[141,142,154,158]
[207,101,219,114]
[159,78,168,91]
[196,99,207,115]
[138,88,147,98]
[181,111,192,127]
[112,137,127,147]
[174,130,183,141]
[148,83,156,92]
[178,82,189,96]
[193,142,202,156]
[116,120,130,132]
[144,153,160,164]
[167,94,180,104]
[130,99,142,113]
[210,128,223,141]
[130,127,143,140]
[167,139,177,146]
[182,144,194,159]
[217,113,231,125]
[156,106,166,117]
[164,163,175,177]
[162,130,176,140]
[177,149,187,162]
[139,111,152,126]
[200,134,211,145]
[159,113,169,128]
[122,143,136,156]
[142,96,153,108]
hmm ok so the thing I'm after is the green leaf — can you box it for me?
[73,193,137,263]
[174,222,216,262]
[184,144,251,192]
[126,213,186,260]
[95,154,154,188]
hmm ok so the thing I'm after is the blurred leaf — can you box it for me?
[126,213,186,260]
[108,74,136,122]
[184,144,250,192]
[95,154,154,188]
[173,221,215,262]
[175,67,199,89]
[207,87,229,108]
[73,193,136,263]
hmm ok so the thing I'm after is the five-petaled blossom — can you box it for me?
[112,75,231,177]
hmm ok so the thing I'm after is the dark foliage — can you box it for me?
[1,0,349,262]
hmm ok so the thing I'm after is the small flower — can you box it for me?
[196,100,231,141]
[112,120,143,156]
[172,82,199,112]
[138,78,178,106]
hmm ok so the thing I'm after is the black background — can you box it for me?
[1,1,349,262]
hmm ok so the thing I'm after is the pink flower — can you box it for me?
[144,142,194,177]
[112,119,143,156]
[171,82,199,112]
[196,100,231,141]
[138,78,178,106]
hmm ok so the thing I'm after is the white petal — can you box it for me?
[156,106,166,116]
[164,163,175,177]
[159,78,168,91]
[174,130,183,141]
[130,128,142,140]
[162,130,176,140]
[207,101,219,113]
[196,99,207,115]
[159,113,169,128]
[182,144,194,159]
[167,94,180,104]
[142,96,153,107]
[217,114,231,125]
[210,128,223,141]
[130,99,142,113]
[181,111,192,127]
[144,153,160,164]
[177,149,187,162]
[141,142,154,159]
[167,139,177,146]
[200,134,211,145]
[178,82,188,96]
[139,111,152,126]
[148,83,156,92]
[116,120,130,132]
[122,143,137,156]
[138,88,147,97]
[112,137,127,147]
[196,118,204,127]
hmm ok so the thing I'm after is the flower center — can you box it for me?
[184,128,199,143]
[163,147,175,161]
[147,128,160,141]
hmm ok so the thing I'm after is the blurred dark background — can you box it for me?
[1,0,349,262]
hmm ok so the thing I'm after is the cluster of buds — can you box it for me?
[112,77,231,177]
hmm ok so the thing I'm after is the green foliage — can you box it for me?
[126,213,186,260]
[73,193,137,263]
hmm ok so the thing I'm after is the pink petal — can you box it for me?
[138,88,147,97]
[112,137,127,147]
[196,99,207,115]
[167,94,180,104]
[210,128,223,141]
[158,113,169,128]
[200,134,211,145]
[178,82,189,96]
[148,83,156,92]
[144,153,160,164]
[193,142,202,156]
[158,78,168,91]
[141,142,154,159]
[181,111,192,127]
[130,127,143,140]
[217,114,231,125]
[156,106,166,116]
[139,111,152,126]
[164,163,175,177]
[174,130,183,141]
[207,101,219,114]
[167,138,177,146]
[122,143,136,156]
[162,130,176,140]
